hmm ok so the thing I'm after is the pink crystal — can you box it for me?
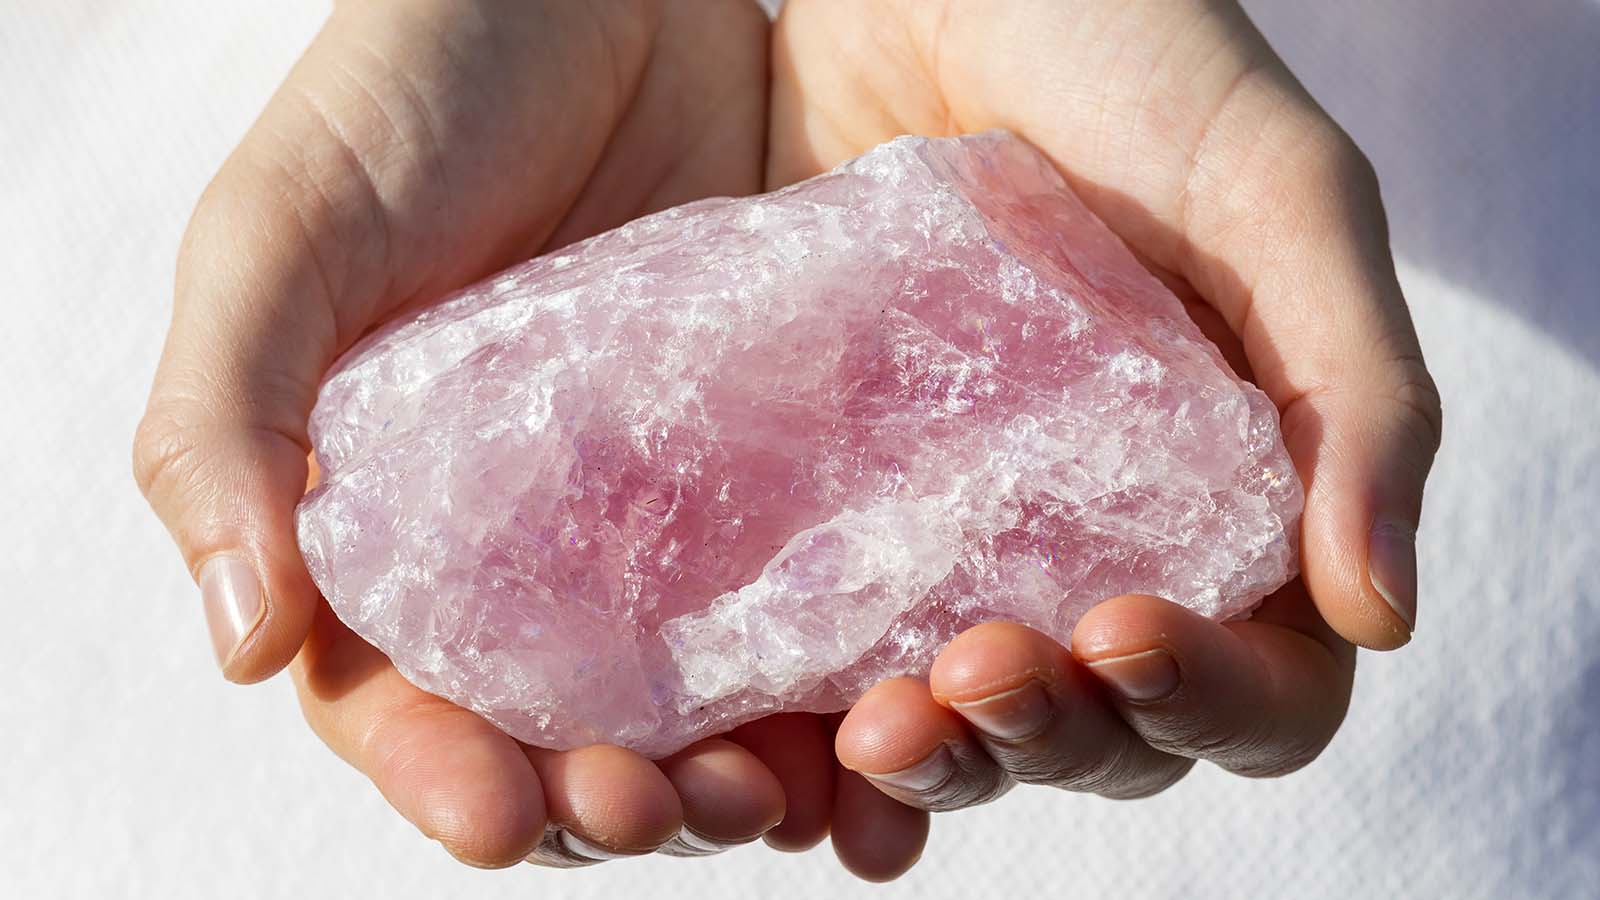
[296,132,1302,756]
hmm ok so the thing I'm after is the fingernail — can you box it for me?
[950,681,1053,742]
[1368,520,1418,632]
[559,830,638,861]
[863,744,954,793]
[198,555,264,668]
[1086,649,1180,703]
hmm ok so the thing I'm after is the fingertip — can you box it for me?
[728,714,835,852]
[526,744,683,855]
[138,418,321,684]
[1276,343,1436,654]
[830,770,929,883]
[364,706,548,868]
[928,621,1072,704]
[1070,595,1217,707]
[213,551,320,684]
[763,819,828,853]
[304,645,563,859]
[835,678,961,776]
[658,739,786,845]
[1070,594,1206,659]
[1068,589,1353,777]
[1319,594,1412,652]
[1313,542,1413,651]
[431,778,550,869]
[197,553,267,678]
[1298,485,1417,652]
[764,825,826,853]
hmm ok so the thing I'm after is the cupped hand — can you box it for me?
[767,0,1440,804]
[133,0,924,876]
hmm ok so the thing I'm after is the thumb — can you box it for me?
[133,175,334,682]
[133,410,318,682]
[134,0,659,680]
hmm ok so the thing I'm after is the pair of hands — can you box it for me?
[134,0,1441,881]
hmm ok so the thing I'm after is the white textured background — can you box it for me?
[3,1,1596,897]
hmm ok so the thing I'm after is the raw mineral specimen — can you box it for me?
[296,131,1302,757]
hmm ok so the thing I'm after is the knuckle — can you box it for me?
[1390,357,1445,458]
[131,408,200,505]
[182,170,251,251]
[1298,124,1381,201]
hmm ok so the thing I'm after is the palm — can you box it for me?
[767,0,1245,222]
[539,1,767,249]
[284,0,892,870]
[160,0,1415,878]
[763,0,1407,817]
[766,1,1272,378]
[766,0,1357,617]
[355,0,768,321]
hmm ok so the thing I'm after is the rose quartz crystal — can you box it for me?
[296,131,1302,756]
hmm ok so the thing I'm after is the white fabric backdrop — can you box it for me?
[3,1,1595,897]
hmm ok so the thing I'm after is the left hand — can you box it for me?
[134,0,926,878]
[767,0,1438,804]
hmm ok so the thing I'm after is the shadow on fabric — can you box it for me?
[1246,0,1600,368]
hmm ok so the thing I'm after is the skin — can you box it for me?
[774,0,1439,813]
[134,0,1441,882]
[135,0,880,874]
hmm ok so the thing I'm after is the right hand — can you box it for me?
[768,0,1438,821]
[133,0,926,876]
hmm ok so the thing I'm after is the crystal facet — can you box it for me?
[296,131,1303,756]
